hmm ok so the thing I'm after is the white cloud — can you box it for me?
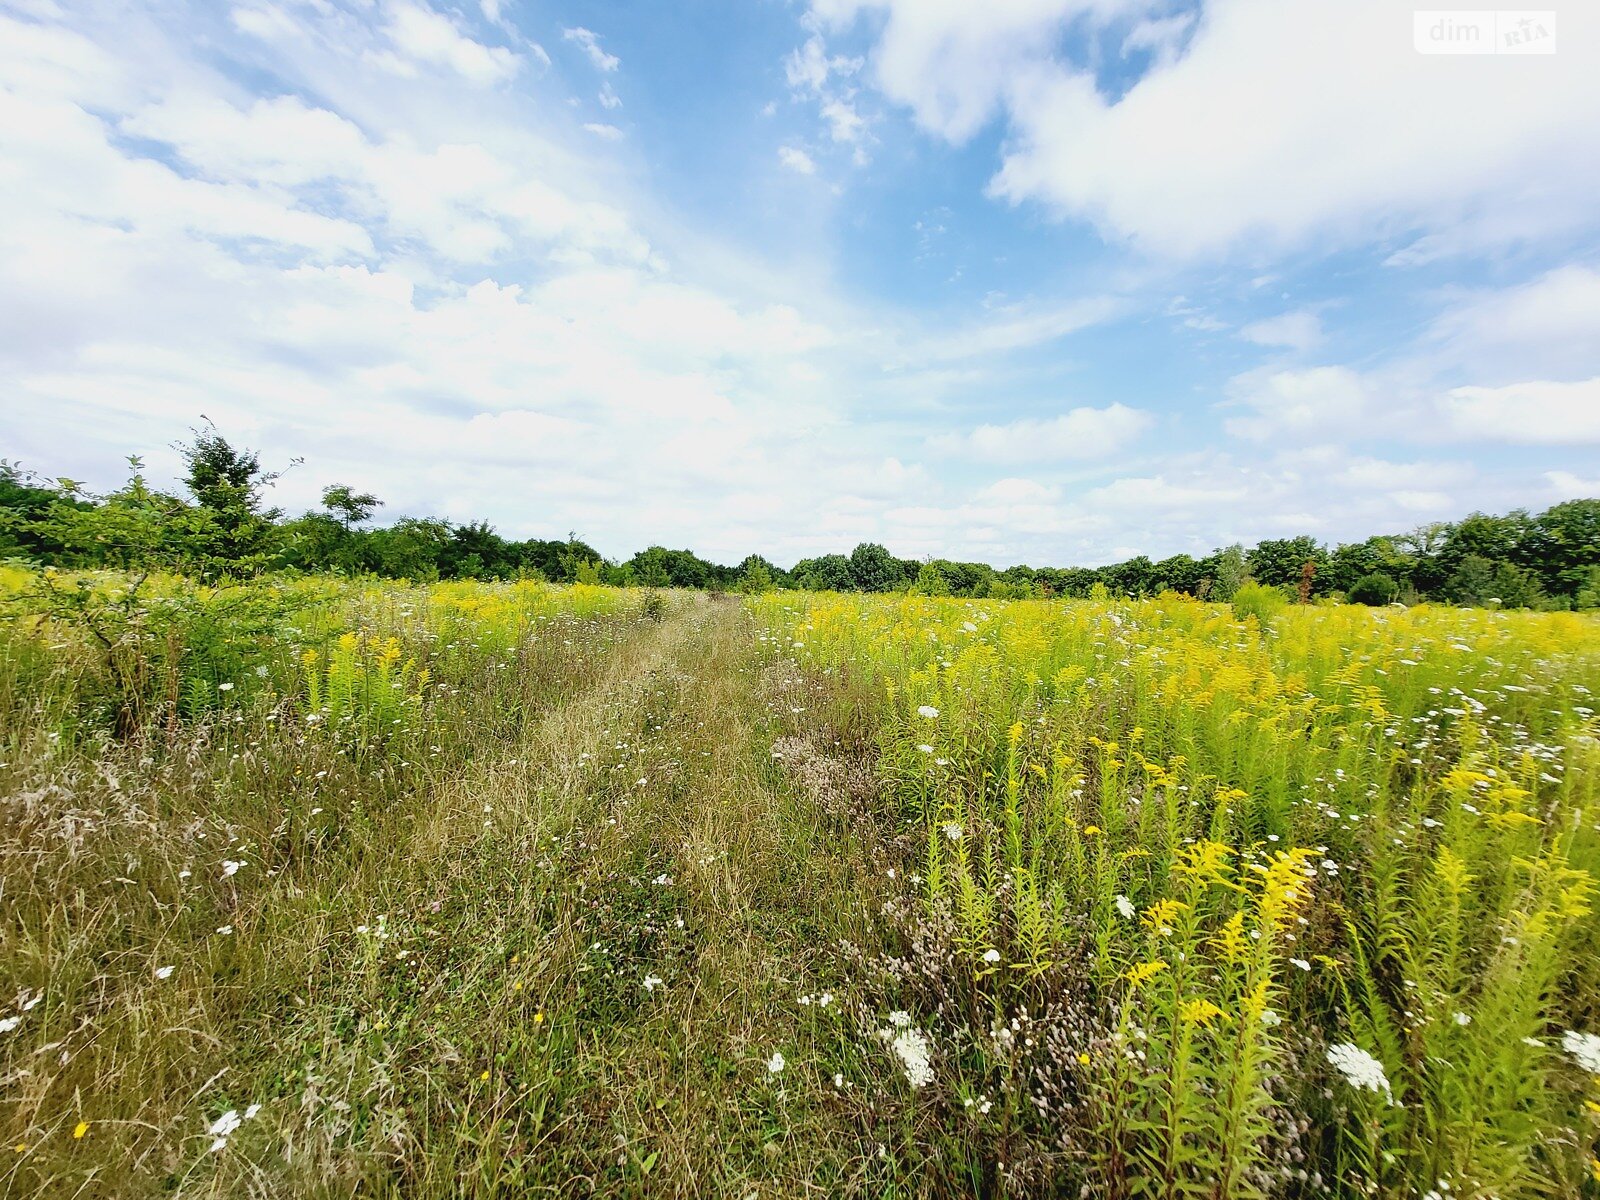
[1240,310,1322,352]
[1546,470,1600,498]
[786,35,831,93]
[820,97,864,143]
[1425,266,1600,380]
[919,295,1127,360]
[778,145,817,174]
[383,2,520,85]
[819,0,1600,260]
[930,403,1151,463]
[583,122,624,140]
[598,81,622,109]
[563,26,618,72]
[1224,365,1376,442]
[1123,13,1195,62]
[809,0,1143,143]
[1440,378,1600,445]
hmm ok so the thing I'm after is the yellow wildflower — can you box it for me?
[1126,960,1169,986]
[1178,998,1224,1027]
[73,1122,89,1140]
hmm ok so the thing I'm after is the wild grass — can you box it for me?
[3,570,1598,1197]
[751,590,1600,1197]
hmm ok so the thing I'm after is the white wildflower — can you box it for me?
[1290,957,1311,971]
[941,821,964,842]
[1327,1042,1390,1096]
[889,1026,934,1089]
[916,744,934,754]
[766,1051,785,1074]
[217,682,234,692]
[1562,1029,1600,1074]
[155,965,175,980]
[887,1010,913,1028]
[982,948,1001,964]
[917,705,939,719]
[642,974,664,993]
[221,860,244,878]
[1115,895,1136,919]
[1453,1012,1471,1027]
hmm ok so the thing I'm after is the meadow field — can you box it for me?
[2,567,1599,1198]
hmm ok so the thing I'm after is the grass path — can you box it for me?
[3,594,905,1199]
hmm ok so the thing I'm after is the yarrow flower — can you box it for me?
[942,822,964,841]
[917,705,939,719]
[1327,1042,1391,1097]
[916,744,935,754]
[766,1051,785,1074]
[887,1026,934,1089]
[1563,1030,1600,1074]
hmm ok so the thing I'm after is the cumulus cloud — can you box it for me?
[1224,365,1377,443]
[816,0,1600,260]
[930,403,1152,463]
[1440,378,1600,445]
[378,2,520,85]
[778,145,817,174]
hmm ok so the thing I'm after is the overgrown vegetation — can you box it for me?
[4,429,1598,607]
[3,561,1598,1197]
[752,589,1600,1196]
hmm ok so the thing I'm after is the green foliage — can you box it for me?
[1348,571,1400,606]
[1576,565,1600,611]
[911,561,949,596]
[1230,579,1287,626]
[5,431,1599,609]
[1211,543,1248,602]
[1248,535,1329,594]
[848,542,902,592]
[320,483,381,528]
[1447,553,1547,609]
[175,427,291,579]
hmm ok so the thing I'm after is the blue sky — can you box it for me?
[1,0,1597,567]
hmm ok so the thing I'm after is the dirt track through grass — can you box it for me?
[3,594,896,1199]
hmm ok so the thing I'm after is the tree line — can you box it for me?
[3,430,1598,609]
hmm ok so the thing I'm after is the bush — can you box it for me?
[1347,572,1400,606]
[1230,580,1286,627]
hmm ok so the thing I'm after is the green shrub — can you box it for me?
[1347,572,1400,606]
[1230,580,1286,626]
